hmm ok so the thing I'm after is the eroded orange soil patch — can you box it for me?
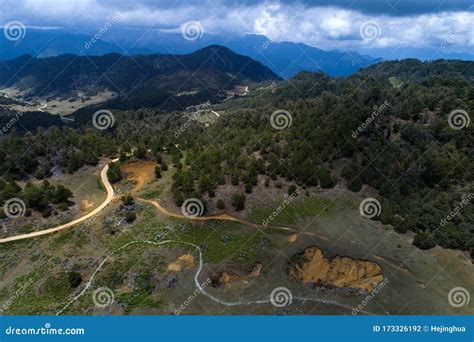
[167,254,196,272]
[288,247,384,292]
[122,161,157,192]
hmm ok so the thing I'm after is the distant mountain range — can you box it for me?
[0,45,279,111]
[3,28,473,79]
[0,28,381,78]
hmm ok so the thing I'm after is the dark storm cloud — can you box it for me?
[95,0,474,16]
[281,0,473,16]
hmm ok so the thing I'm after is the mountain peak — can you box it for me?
[183,45,281,81]
[189,45,245,59]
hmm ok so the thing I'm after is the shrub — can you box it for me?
[121,194,135,206]
[154,166,161,179]
[217,199,225,210]
[107,162,122,183]
[58,202,69,211]
[347,177,362,192]
[231,192,246,211]
[288,185,297,196]
[125,210,137,223]
[413,231,437,250]
[67,271,82,288]
[42,207,52,218]
[319,168,336,189]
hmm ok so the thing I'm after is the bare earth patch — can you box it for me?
[122,161,157,192]
[211,262,263,288]
[288,233,298,243]
[80,200,94,211]
[288,246,384,292]
[167,254,195,272]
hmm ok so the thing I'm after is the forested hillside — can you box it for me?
[1,59,472,256]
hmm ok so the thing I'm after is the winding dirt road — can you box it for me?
[0,158,119,243]
[140,198,328,240]
[140,198,239,222]
[1,158,325,244]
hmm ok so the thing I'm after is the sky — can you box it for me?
[1,0,473,54]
